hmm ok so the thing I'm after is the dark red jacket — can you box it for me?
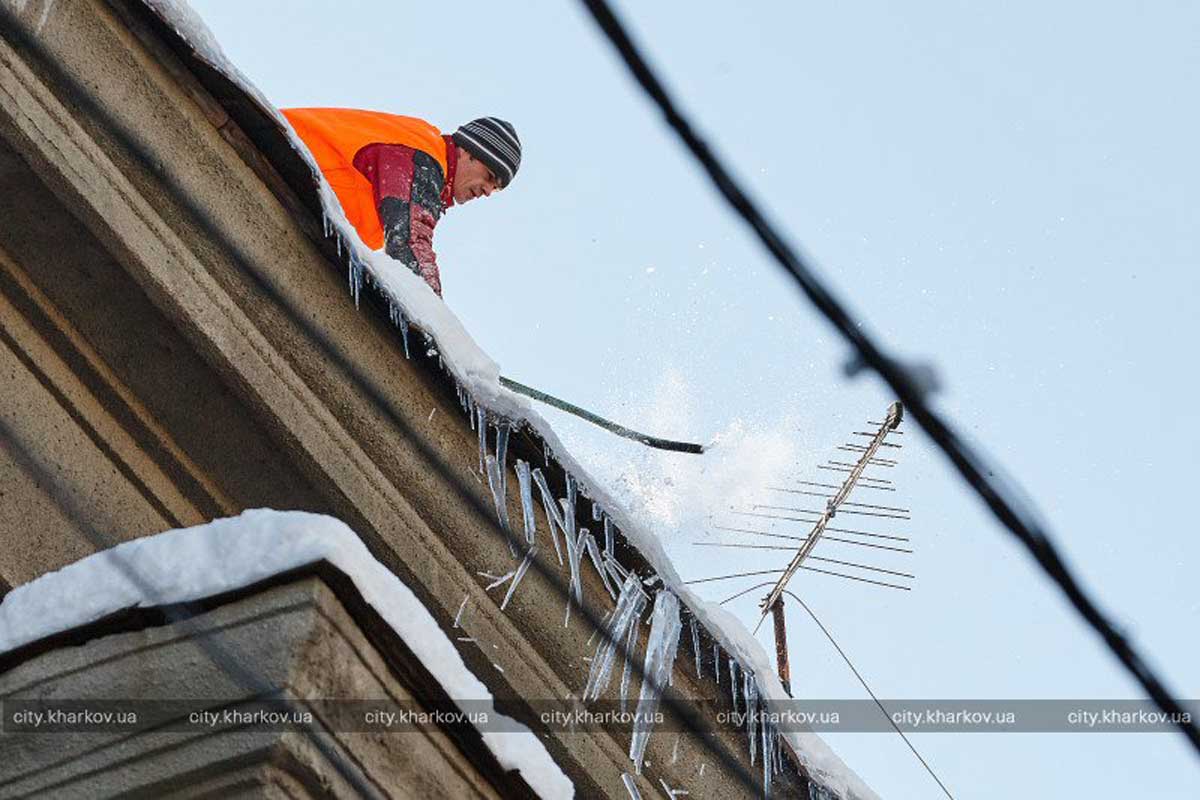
[352,136,459,296]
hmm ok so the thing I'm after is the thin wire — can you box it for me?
[684,568,784,585]
[726,516,913,552]
[698,535,911,554]
[715,523,913,545]
[785,591,953,799]
[720,581,776,605]
[689,554,912,580]
[752,504,910,521]
[796,479,895,493]
[734,524,910,544]
[577,0,1200,757]
[793,566,910,591]
[817,466,893,484]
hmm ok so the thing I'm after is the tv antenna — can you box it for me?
[687,402,910,692]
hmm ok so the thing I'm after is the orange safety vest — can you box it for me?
[282,108,449,250]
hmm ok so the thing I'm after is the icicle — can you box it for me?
[494,422,508,465]
[347,251,364,307]
[453,595,468,628]
[516,459,537,549]
[500,547,536,611]
[322,211,332,239]
[658,778,688,798]
[398,313,410,358]
[564,473,578,542]
[468,396,476,429]
[476,407,487,472]
[586,609,612,648]
[605,552,629,582]
[336,232,342,257]
[486,422,514,555]
[714,644,721,686]
[582,531,617,600]
[485,455,516,557]
[592,501,603,521]
[484,571,514,590]
[604,516,615,556]
[775,722,785,775]
[629,590,683,774]
[619,603,642,712]
[560,514,584,610]
[744,670,758,765]
[762,720,775,798]
[385,302,411,358]
[689,617,702,680]
[606,562,628,594]
[670,734,680,765]
[583,573,645,702]
[495,423,510,493]
[620,773,643,800]
[531,468,566,565]
[729,659,740,714]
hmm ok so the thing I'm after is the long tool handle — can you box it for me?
[499,376,705,454]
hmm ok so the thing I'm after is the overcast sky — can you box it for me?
[189,1,1200,796]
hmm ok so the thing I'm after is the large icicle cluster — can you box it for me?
[447,355,791,793]
[629,590,682,773]
[583,574,646,702]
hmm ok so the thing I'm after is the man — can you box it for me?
[282,109,521,297]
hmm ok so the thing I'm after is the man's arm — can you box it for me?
[353,143,445,296]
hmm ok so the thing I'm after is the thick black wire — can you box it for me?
[0,5,769,794]
[577,0,1200,760]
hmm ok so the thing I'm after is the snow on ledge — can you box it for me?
[0,509,573,800]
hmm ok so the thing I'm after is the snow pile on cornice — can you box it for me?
[0,510,572,799]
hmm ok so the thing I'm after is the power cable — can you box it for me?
[576,0,1200,759]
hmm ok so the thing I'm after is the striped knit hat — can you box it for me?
[452,117,521,188]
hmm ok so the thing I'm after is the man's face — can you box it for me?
[453,150,502,204]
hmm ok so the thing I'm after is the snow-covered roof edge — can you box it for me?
[0,510,572,800]
[136,4,878,797]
